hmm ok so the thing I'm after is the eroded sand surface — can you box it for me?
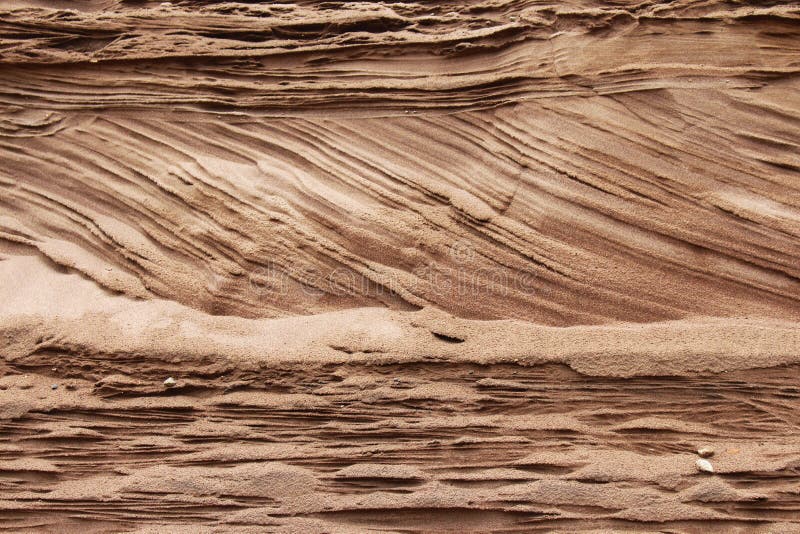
[1,1,800,532]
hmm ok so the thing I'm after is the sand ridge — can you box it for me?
[3,256,800,379]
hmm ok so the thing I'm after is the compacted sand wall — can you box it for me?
[1,1,799,532]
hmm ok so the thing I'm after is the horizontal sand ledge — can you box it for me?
[3,256,798,378]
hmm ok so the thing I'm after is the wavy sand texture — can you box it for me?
[1,0,800,532]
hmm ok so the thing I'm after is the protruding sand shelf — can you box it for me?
[1,0,800,531]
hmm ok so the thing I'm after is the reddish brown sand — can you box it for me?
[1,1,800,532]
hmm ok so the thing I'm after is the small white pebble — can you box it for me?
[696,458,714,473]
[163,377,177,387]
[50,384,58,390]
[697,446,715,458]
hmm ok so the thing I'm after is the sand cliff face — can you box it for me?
[1,1,800,532]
